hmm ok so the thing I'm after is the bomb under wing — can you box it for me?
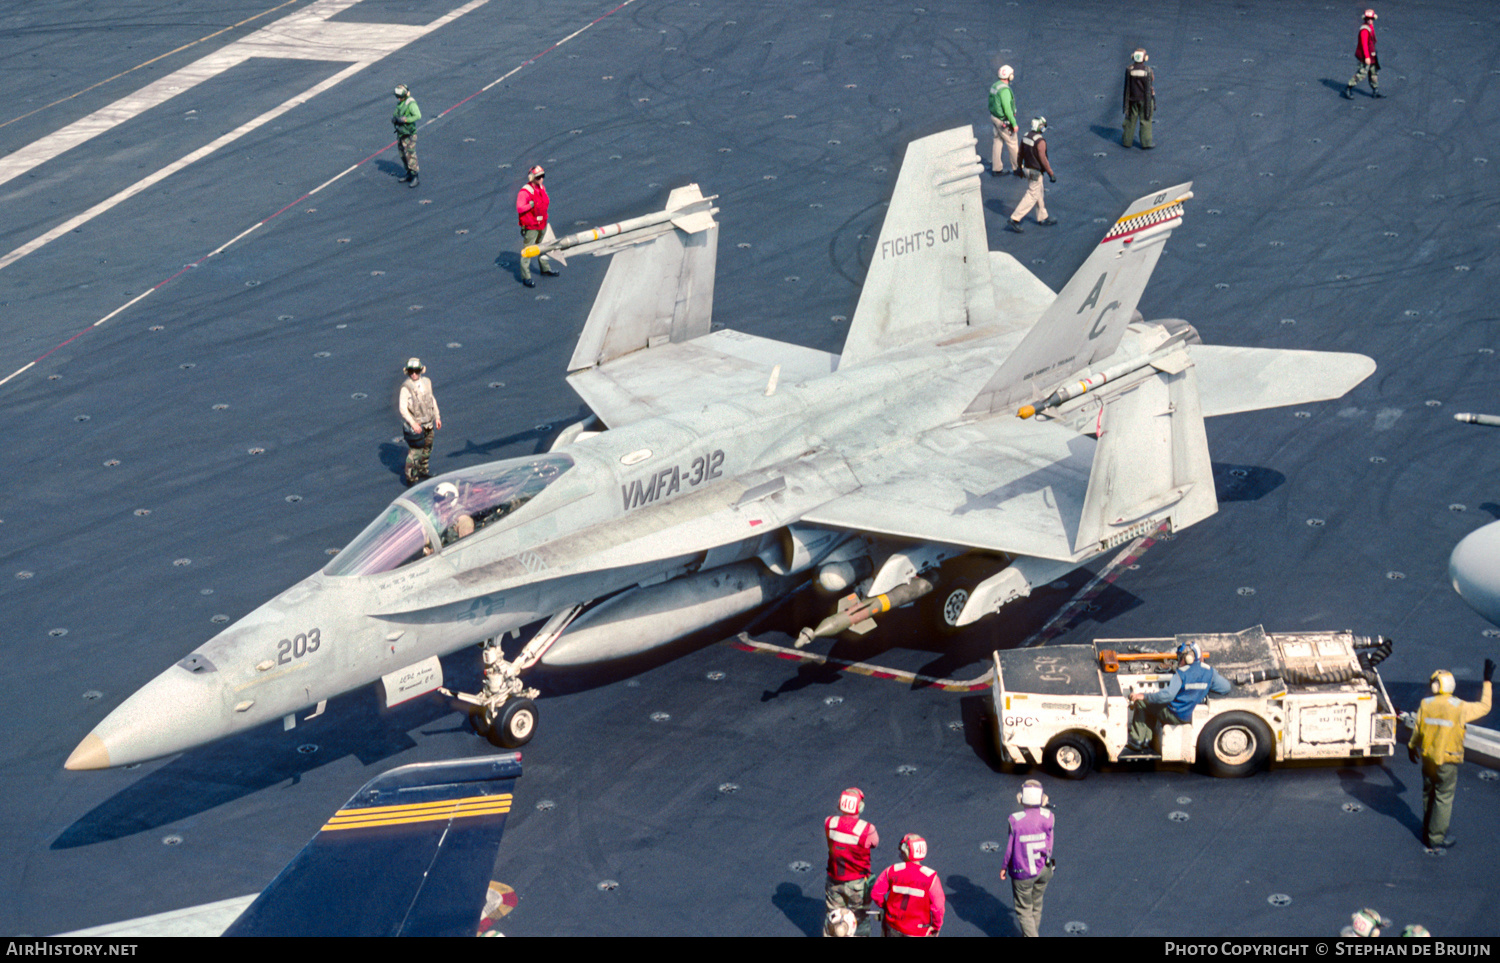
[69,128,1377,769]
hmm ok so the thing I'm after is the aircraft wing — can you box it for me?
[801,416,1096,561]
[567,328,839,427]
[222,755,521,937]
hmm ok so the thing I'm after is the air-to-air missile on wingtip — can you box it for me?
[66,126,1376,771]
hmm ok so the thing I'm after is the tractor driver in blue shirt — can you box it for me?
[1126,641,1233,752]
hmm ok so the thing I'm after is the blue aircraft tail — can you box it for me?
[223,754,522,937]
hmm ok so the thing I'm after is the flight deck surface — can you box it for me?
[3,0,1499,937]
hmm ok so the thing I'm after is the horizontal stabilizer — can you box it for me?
[568,328,839,427]
[988,251,1057,335]
[224,755,521,937]
[1188,344,1376,417]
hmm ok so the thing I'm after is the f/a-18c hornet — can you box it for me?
[67,127,1375,769]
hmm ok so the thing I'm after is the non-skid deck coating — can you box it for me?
[3,0,1499,937]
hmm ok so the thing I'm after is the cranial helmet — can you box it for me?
[1431,670,1456,695]
[900,833,927,862]
[1351,908,1389,937]
[998,65,1014,80]
[1018,779,1048,807]
[394,84,410,98]
[529,164,546,180]
[1363,9,1377,20]
[838,787,865,816]
[1031,116,1047,132]
[1177,640,1201,665]
[1133,48,1147,63]
[404,357,424,373]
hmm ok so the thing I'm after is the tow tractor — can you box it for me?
[989,626,1399,778]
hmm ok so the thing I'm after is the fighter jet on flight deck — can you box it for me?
[67,127,1376,769]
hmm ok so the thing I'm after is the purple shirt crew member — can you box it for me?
[1000,779,1055,937]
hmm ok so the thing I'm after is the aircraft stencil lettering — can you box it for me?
[275,628,322,665]
[67,131,1375,769]
[879,221,959,260]
[620,449,725,509]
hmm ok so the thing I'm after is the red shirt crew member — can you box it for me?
[870,834,945,937]
[516,165,556,285]
[824,788,879,937]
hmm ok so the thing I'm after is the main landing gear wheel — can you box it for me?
[928,573,978,636]
[486,698,538,749]
[1045,734,1095,780]
[1197,711,1273,778]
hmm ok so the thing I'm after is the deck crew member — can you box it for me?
[1000,779,1055,937]
[398,357,441,487]
[1408,659,1493,851]
[1343,10,1381,99]
[988,65,1020,176]
[1122,48,1155,148]
[392,84,421,187]
[824,787,879,937]
[1006,117,1057,233]
[870,834,945,937]
[516,165,558,287]
[1127,640,1233,751]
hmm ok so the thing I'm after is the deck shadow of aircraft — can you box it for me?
[1089,124,1122,143]
[1212,463,1285,502]
[51,681,476,849]
[445,407,593,460]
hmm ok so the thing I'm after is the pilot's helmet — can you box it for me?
[435,482,459,502]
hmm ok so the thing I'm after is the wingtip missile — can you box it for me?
[1455,412,1500,427]
[521,186,719,261]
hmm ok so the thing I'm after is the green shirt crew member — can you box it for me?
[392,84,422,187]
[988,65,1020,176]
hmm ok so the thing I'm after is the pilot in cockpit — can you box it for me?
[433,481,475,546]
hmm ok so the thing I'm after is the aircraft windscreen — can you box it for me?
[323,453,576,577]
[405,453,574,548]
[323,504,431,577]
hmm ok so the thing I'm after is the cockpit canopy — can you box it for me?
[324,454,574,577]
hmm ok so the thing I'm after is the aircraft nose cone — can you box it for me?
[1451,520,1500,629]
[63,734,111,771]
[64,663,229,770]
